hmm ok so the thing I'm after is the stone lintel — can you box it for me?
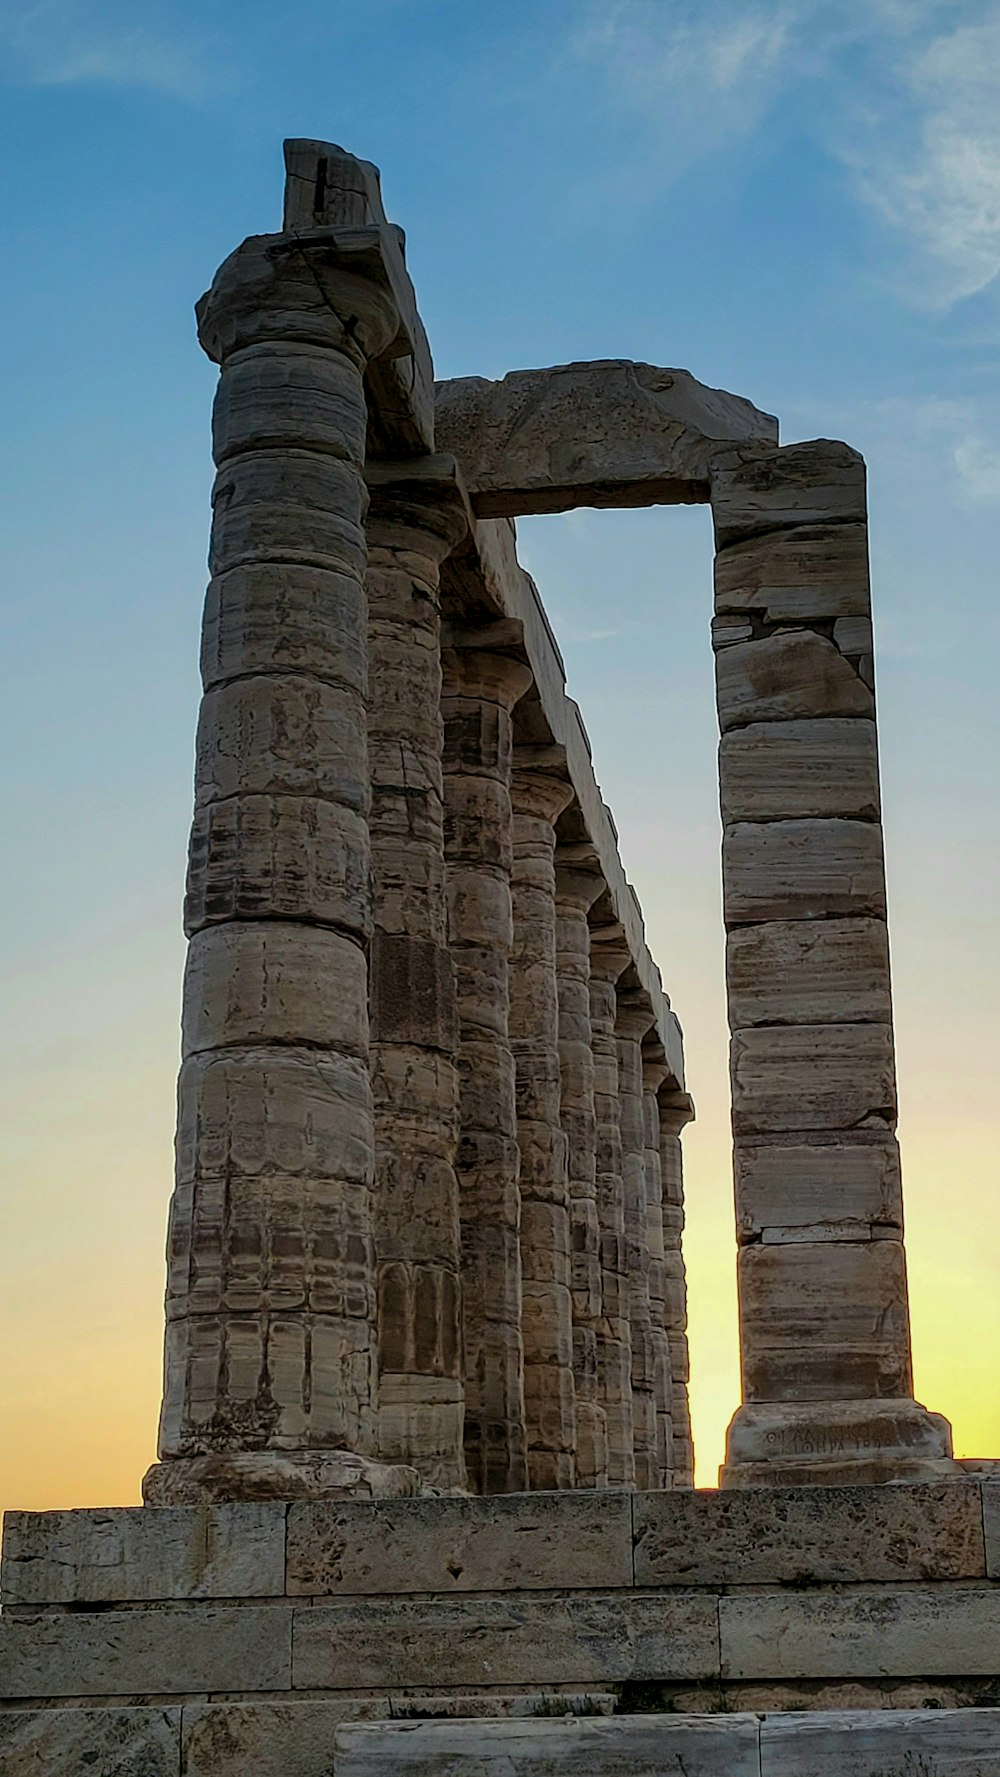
[434,362,778,516]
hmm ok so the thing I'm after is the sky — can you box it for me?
[1,0,998,1510]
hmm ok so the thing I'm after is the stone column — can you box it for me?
[711,439,955,1486]
[555,858,609,1490]
[616,992,659,1491]
[509,767,577,1490]
[589,936,636,1488]
[642,1056,674,1489]
[442,646,532,1494]
[658,1091,695,1486]
[145,208,418,1503]
[365,459,469,1491]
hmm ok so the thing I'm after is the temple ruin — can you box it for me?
[3,140,998,1776]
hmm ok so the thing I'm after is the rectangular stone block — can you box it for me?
[738,1240,912,1400]
[720,1587,1000,1679]
[731,1022,896,1134]
[727,919,891,1029]
[336,1713,761,1776]
[0,1707,182,1776]
[633,1482,985,1586]
[713,523,871,622]
[716,633,873,733]
[286,1489,632,1596]
[723,820,885,925]
[710,441,866,550]
[985,1479,1000,1579]
[1,1504,286,1606]
[0,1606,291,1699]
[293,1593,719,1690]
[720,720,879,823]
[761,1708,1000,1777]
[183,1700,391,1777]
[735,1135,903,1241]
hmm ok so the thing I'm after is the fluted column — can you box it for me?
[642,1056,674,1488]
[658,1090,695,1486]
[711,439,955,1485]
[365,459,469,1490]
[555,859,608,1489]
[589,936,635,1488]
[616,993,658,1491]
[442,647,532,1493]
[146,201,417,1504]
[510,766,577,1490]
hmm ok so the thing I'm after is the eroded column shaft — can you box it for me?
[616,994,659,1490]
[510,767,577,1490]
[442,648,532,1493]
[555,862,609,1489]
[366,462,468,1490]
[659,1092,695,1486]
[148,224,414,1504]
[589,939,636,1487]
[711,439,954,1485]
[642,1059,674,1488]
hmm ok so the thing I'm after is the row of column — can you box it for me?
[144,222,692,1502]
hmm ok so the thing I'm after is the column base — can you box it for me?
[720,1397,959,1488]
[142,1449,422,1506]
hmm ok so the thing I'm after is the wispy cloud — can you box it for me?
[0,0,210,99]
[577,0,1000,310]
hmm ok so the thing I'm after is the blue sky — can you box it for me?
[1,0,999,1502]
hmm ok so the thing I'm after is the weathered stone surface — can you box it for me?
[738,1240,912,1401]
[720,1587,1000,1679]
[143,1450,418,1506]
[719,719,880,823]
[761,1708,1000,1777]
[0,1607,291,1699]
[0,1504,285,1605]
[735,1134,903,1241]
[984,1479,1000,1579]
[435,361,777,515]
[293,1593,718,1689]
[0,1708,181,1777]
[714,522,870,622]
[183,1699,389,1777]
[182,923,369,1058]
[731,1022,896,1134]
[716,632,873,730]
[336,1714,761,1776]
[281,139,435,455]
[722,1397,955,1488]
[286,1491,632,1595]
[442,647,533,1494]
[633,1483,985,1585]
[711,441,866,550]
[723,820,885,924]
[726,919,891,1028]
[174,1047,372,1185]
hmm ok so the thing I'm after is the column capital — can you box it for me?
[658,1088,696,1134]
[642,1055,670,1096]
[615,990,656,1043]
[510,766,574,825]
[589,928,632,987]
[196,228,406,368]
[365,454,472,560]
[555,858,606,915]
[441,647,533,710]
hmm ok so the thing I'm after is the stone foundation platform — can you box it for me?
[3,1482,1000,1772]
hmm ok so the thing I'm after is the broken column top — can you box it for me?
[434,361,779,517]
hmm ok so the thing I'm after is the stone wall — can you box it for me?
[3,1484,1000,1771]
